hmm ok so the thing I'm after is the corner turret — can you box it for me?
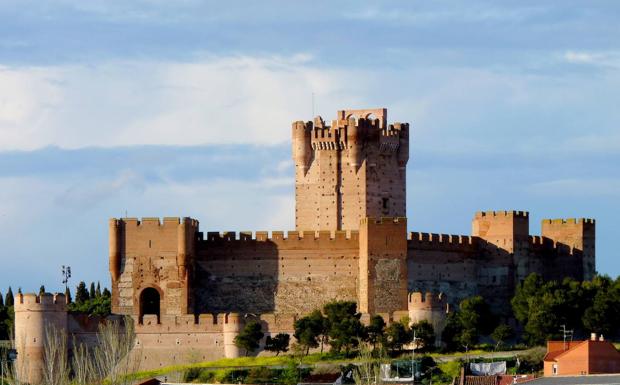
[14,292,68,385]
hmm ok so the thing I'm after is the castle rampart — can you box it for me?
[14,107,596,379]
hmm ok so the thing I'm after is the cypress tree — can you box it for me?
[102,288,111,298]
[17,287,22,295]
[75,282,89,304]
[96,282,102,298]
[89,282,96,299]
[65,287,72,303]
[0,292,4,307]
[5,287,13,307]
[39,285,46,295]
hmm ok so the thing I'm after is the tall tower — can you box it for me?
[541,218,596,280]
[292,108,409,231]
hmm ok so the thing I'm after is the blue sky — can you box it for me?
[0,1,618,293]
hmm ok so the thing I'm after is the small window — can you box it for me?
[382,198,389,209]
[552,364,558,375]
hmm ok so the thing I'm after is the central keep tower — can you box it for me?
[292,108,409,231]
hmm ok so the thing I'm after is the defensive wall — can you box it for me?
[13,108,596,383]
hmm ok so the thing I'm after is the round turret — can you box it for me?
[223,312,245,358]
[292,121,311,172]
[109,218,121,282]
[408,292,449,347]
[14,292,68,385]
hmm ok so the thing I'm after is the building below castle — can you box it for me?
[14,109,595,383]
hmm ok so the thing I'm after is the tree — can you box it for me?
[294,312,322,355]
[89,282,96,299]
[39,285,46,295]
[0,291,3,307]
[96,282,102,298]
[65,286,72,303]
[75,281,89,304]
[365,315,386,349]
[384,322,411,353]
[102,288,112,298]
[411,320,435,351]
[264,333,290,356]
[323,301,364,354]
[234,320,264,356]
[5,287,14,307]
[491,324,514,350]
[456,295,494,350]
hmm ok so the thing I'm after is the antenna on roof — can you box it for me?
[560,324,574,350]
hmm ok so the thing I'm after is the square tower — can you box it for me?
[292,108,409,231]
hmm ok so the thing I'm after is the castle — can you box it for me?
[14,108,595,383]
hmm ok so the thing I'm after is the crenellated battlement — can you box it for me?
[475,210,529,218]
[114,216,200,228]
[408,292,448,311]
[202,230,359,242]
[14,293,67,311]
[134,312,297,333]
[408,232,476,246]
[360,217,407,225]
[542,218,595,225]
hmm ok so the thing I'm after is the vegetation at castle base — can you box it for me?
[512,273,620,344]
[293,301,436,358]
[0,287,15,340]
[265,333,290,356]
[441,295,500,352]
[67,281,112,317]
[234,320,265,356]
[183,362,312,385]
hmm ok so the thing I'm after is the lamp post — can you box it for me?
[62,265,72,292]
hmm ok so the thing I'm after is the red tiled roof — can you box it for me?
[463,375,499,385]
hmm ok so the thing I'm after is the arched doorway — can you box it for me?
[139,287,161,324]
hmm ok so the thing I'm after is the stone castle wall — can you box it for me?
[193,230,360,315]
[14,108,597,383]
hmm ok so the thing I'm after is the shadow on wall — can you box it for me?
[193,235,279,314]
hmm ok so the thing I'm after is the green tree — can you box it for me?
[39,285,46,295]
[491,324,514,350]
[75,281,89,304]
[96,282,102,297]
[234,320,264,356]
[5,287,14,307]
[102,288,111,298]
[411,320,435,352]
[293,312,322,355]
[0,291,3,307]
[512,273,544,324]
[65,286,72,303]
[89,282,96,299]
[384,322,411,353]
[323,301,364,354]
[441,312,462,351]
[365,315,386,349]
[264,333,290,356]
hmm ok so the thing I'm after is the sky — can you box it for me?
[0,0,619,294]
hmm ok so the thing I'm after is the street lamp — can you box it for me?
[62,265,72,292]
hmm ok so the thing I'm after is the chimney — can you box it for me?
[591,333,597,341]
[599,334,605,342]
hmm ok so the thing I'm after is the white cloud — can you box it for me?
[0,56,371,150]
[564,50,620,68]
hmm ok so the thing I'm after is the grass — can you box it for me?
[129,346,541,382]
[129,353,350,381]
